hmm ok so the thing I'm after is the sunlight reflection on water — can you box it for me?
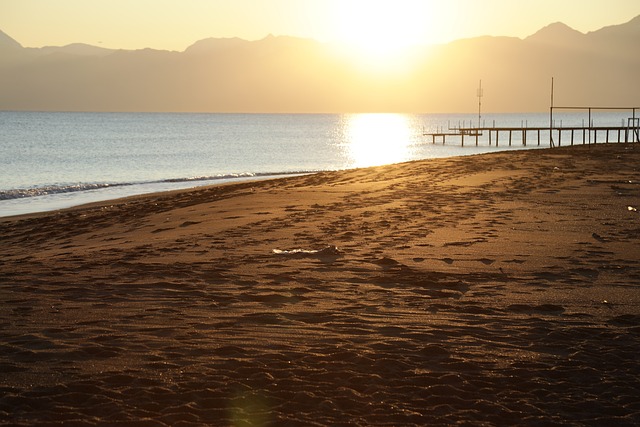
[343,113,415,168]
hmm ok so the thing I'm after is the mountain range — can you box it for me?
[1,15,638,113]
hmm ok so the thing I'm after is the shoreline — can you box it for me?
[0,172,313,219]
[2,144,640,425]
[0,145,541,220]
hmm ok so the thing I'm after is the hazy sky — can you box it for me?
[1,0,639,51]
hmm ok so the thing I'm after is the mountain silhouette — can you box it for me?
[0,29,22,49]
[0,15,638,113]
[589,14,640,39]
[526,22,586,47]
[35,43,115,57]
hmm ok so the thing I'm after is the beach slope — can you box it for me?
[1,144,640,426]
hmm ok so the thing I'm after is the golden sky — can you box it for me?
[1,0,639,52]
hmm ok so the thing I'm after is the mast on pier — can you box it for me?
[477,79,483,128]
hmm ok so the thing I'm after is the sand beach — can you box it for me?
[1,143,640,426]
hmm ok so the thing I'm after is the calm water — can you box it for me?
[0,111,633,217]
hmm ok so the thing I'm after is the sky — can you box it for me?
[1,0,639,52]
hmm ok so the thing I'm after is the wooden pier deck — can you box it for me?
[424,125,640,147]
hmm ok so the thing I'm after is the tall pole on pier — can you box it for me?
[477,79,483,128]
[549,77,555,148]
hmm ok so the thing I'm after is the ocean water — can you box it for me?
[0,111,634,217]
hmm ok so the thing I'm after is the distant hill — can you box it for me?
[588,14,640,40]
[0,29,22,49]
[0,16,638,113]
[526,22,586,47]
[34,43,115,57]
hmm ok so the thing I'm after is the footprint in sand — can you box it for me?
[180,221,201,227]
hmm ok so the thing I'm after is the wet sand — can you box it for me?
[1,144,640,426]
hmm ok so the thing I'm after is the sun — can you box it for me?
[333,0,432,62]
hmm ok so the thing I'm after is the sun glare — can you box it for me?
[344,114,414,168]
[333,0,432,64]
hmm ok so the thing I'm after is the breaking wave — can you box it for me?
[0,171,313,201]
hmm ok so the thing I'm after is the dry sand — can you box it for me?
[1,144,640,426]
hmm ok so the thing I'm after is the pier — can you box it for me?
[423,107,640,148]
[423,123,640,147]
[425,79,639,148]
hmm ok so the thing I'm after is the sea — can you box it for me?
[0,111,634,217]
